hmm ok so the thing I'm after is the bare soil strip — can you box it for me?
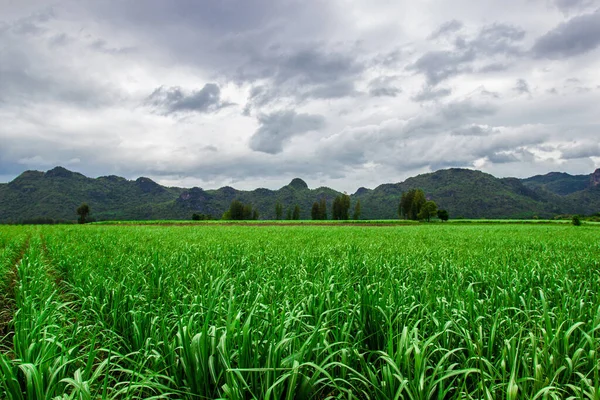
[98,222,418,227]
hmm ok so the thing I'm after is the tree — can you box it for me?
[332,197,341,220]
[411,190,426,220]
[353,199,361,220]
[275,201,283,220]
[318,198,327,220]
[76,203,90,224]
[242,204,253,220]
[311,202,320,220]
[332,194,351,220]
[292,204,300,220]
[192,213,201,221]
[340,194,350,220]
[437,209,449,222]
[223,200,258,220]
[399,189,427,220]
[226,200,245,220]
[286,208,292,220]
[572,215,582,226]
[418,200,438,222]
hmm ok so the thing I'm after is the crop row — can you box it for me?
[0,224,599,399]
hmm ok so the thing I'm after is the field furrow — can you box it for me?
[0,230,31,352]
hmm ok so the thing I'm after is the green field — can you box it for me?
[1,224,599,399]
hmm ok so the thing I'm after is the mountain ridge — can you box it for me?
[1,166,599,222]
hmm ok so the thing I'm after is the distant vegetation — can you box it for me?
[1,166,599,222]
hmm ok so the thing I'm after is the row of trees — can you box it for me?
[219,190,448,222]
[78,190,448,223]
[310,195,362,220]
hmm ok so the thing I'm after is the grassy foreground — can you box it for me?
[0,224,599,399]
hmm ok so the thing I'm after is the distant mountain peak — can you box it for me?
[288,178,308,190]
[135,177,164,193]
[45,166,76,178]
[354,187,370,196]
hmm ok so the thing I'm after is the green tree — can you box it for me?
[275,201,283,220]
[242,204,253,220]
[411,190,426,220]
[332,197,341,220]
[353,199,361,220]
[437,209,449,222]
[572,215,582,226]
[192,213,201,221]
[224,200,257,220]
[311,202,320,220]
[286,208,292,220]
[292,204,300,220]
[76,203,90,224]
[318,198,327,220]
[399,189,427,220]
[418,200,438,222]
[399,191,413,219]
[341,194,350,220]
[332,194,351,220]
[226,200,245,220]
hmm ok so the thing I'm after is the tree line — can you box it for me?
[216,189,449,222]
[311,194,361,220]
[74,189,449,223]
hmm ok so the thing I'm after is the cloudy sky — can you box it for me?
[1,0,599,192]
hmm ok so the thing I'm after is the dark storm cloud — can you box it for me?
[532,10,600,59]
[478,63,511,73]
[514,79,530,94]
[412,86,452,102]
[242,46,366,111]
[249,110,325,154]
[487,152,519,164]
[408,50,475,85]
[560,142,600,159]
[0,8,124,108]
[303,81,358,100]
[463,24,525,55]
[368,76,401,97]
[554,0,597,12]
[451,125,498,136]
[428,19,463,40]
[146,84,232,115]
[409,23,525,85]
[491,149,535,164]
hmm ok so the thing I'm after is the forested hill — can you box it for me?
[0,166,599,222]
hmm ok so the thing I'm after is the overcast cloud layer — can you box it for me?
[1,0,600,191]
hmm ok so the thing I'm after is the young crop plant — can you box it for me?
[0,224,599,399]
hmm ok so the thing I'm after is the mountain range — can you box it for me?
[0,166,599,223]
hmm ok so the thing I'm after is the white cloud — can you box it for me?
[0,0,599,192]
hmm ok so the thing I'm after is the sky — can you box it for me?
[1,0,599,192]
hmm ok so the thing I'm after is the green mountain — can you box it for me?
[521,171,591,195]
[1,166,599,222]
